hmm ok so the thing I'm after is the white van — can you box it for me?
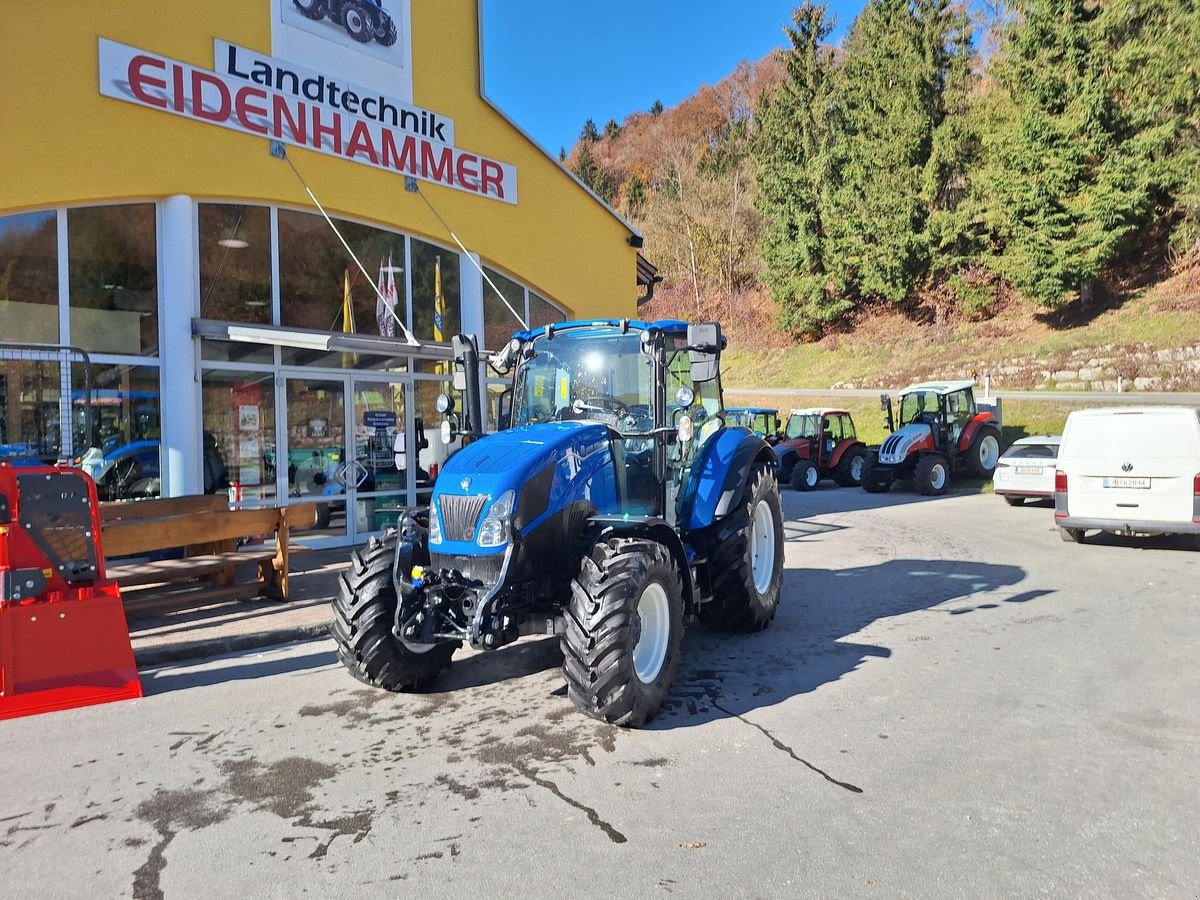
[1054,407,1200,543]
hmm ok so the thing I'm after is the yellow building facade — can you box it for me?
[0,0,641,543]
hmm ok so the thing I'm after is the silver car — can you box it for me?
[993,435,1061,506]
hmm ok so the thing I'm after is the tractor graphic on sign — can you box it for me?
[292,0,398,48]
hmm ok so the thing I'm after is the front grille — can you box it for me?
[431,551,505,588]
[438,494,488,542]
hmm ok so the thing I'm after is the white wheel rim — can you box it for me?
[850,456,864,481]
[633,583,670,684]
[347,9,363,29]
[750,498,776,594]
[932,464,947,490]
[806,466,818,488]
[979,435,1000,469]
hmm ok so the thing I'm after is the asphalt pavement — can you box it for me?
[2,486,1198,898]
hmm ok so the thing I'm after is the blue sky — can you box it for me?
[480,0,863,157]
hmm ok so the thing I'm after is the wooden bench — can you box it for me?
[100,497,318,603]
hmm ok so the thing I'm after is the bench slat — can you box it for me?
[103,508,282,559]
[109,552,276,586]
[100,493,228,523]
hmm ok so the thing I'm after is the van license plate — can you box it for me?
[1103,477,1150,489]
[1016,466,1042,475]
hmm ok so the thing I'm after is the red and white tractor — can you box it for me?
[862,381,1002,495]
[774,408,870,490]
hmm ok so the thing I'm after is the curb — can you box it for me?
[135,621,332,668]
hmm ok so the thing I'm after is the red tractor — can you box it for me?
[862,381,1002,495]
[773,408,870,490]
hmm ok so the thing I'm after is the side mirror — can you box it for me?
[687,322,721,383]
[879,393,890,411]
[414,417,429,452]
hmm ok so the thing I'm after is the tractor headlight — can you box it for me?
[428,505,444,544]
[476,490,515,548]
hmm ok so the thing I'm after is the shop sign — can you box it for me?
[363,410,397,429]
[98,38,517,204]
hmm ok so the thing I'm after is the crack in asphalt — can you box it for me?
[711,700,863,794]
[514,763,627,844]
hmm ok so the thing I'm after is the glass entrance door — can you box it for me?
[283,375,349,541]
[348,376,413,539]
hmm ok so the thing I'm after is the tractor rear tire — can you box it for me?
[966,426,1003,478]
[915,454,951,496]
[791,460,818,491]
[561,539,683,727]
[331,533,458,691]
[833,448,867,487]
[698,462,783,633]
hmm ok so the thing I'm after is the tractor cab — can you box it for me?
[726,408,781,444]
[775,408,868,490]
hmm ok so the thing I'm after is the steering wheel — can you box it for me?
[571,396,631,419]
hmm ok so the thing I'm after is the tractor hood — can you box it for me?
[431,421,618,550]
[878,423,933,465]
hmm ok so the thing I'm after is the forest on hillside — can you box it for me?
[562,0,1200,340]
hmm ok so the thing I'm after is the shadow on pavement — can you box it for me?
[651,557,1041,731]
[780,480,989,518]
[142,648,339,694]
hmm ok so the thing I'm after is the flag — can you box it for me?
[342,269,357,367]
[376,254,398,337]
[433,255,445,343]
[434,255,446,375]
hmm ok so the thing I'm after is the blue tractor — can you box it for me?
[331,320,784,726]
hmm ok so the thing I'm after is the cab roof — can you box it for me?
[898,380,977,396]
[728,407,779,415]
[787,408,850,417]
[512,318,693,342]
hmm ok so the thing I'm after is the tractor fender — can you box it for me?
[588,515,695,612]
[827,439,866,469]
[678,427,775,532]
[958,413,1000,452]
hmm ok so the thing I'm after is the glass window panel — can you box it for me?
[285,376,347,538]
[0,356,67,463]
[278,209,406,340]
[201,339,275,364]
[198,204,272,324]
[68,204,158,356]
[410,239,459,343]
[482,267,525,351]
[528,291,567,328]
[414,378,462,497]
[76,364,162,500]
[201,370,275,505]
[0,210,58,343]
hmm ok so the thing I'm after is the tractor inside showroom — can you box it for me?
[292,0,398,47]
[862,380,1002,495]
[774,408,869,490]
[332,320,785,727]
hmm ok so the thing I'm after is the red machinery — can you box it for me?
[0,463,142,720]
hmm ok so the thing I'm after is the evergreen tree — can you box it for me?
[604,118,622,140]
[573,143,615,203]
[558,146,567,162]
[754,2,843,337]
[976,0,1147,307]
[579,118,600,143]
[625,173,647,217]
[650,99,664,117]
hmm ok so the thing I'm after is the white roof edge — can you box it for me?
[475,1,642,240]
[899,379,978,396]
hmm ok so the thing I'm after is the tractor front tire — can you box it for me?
[834,448,867,487]
[292,0,327,19]
[699,463,783,633]
[561,539,684,727]
[915,453,951,496]
[861,455,890,493]
[332,533,458,691]
[376,13,398,46]
[341,2,374,42]
[791,460,819,491]
[967,425,1003,478]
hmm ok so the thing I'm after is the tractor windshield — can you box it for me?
[511,328,654,432]
[785,414,820,440]
[899,391,940,426]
